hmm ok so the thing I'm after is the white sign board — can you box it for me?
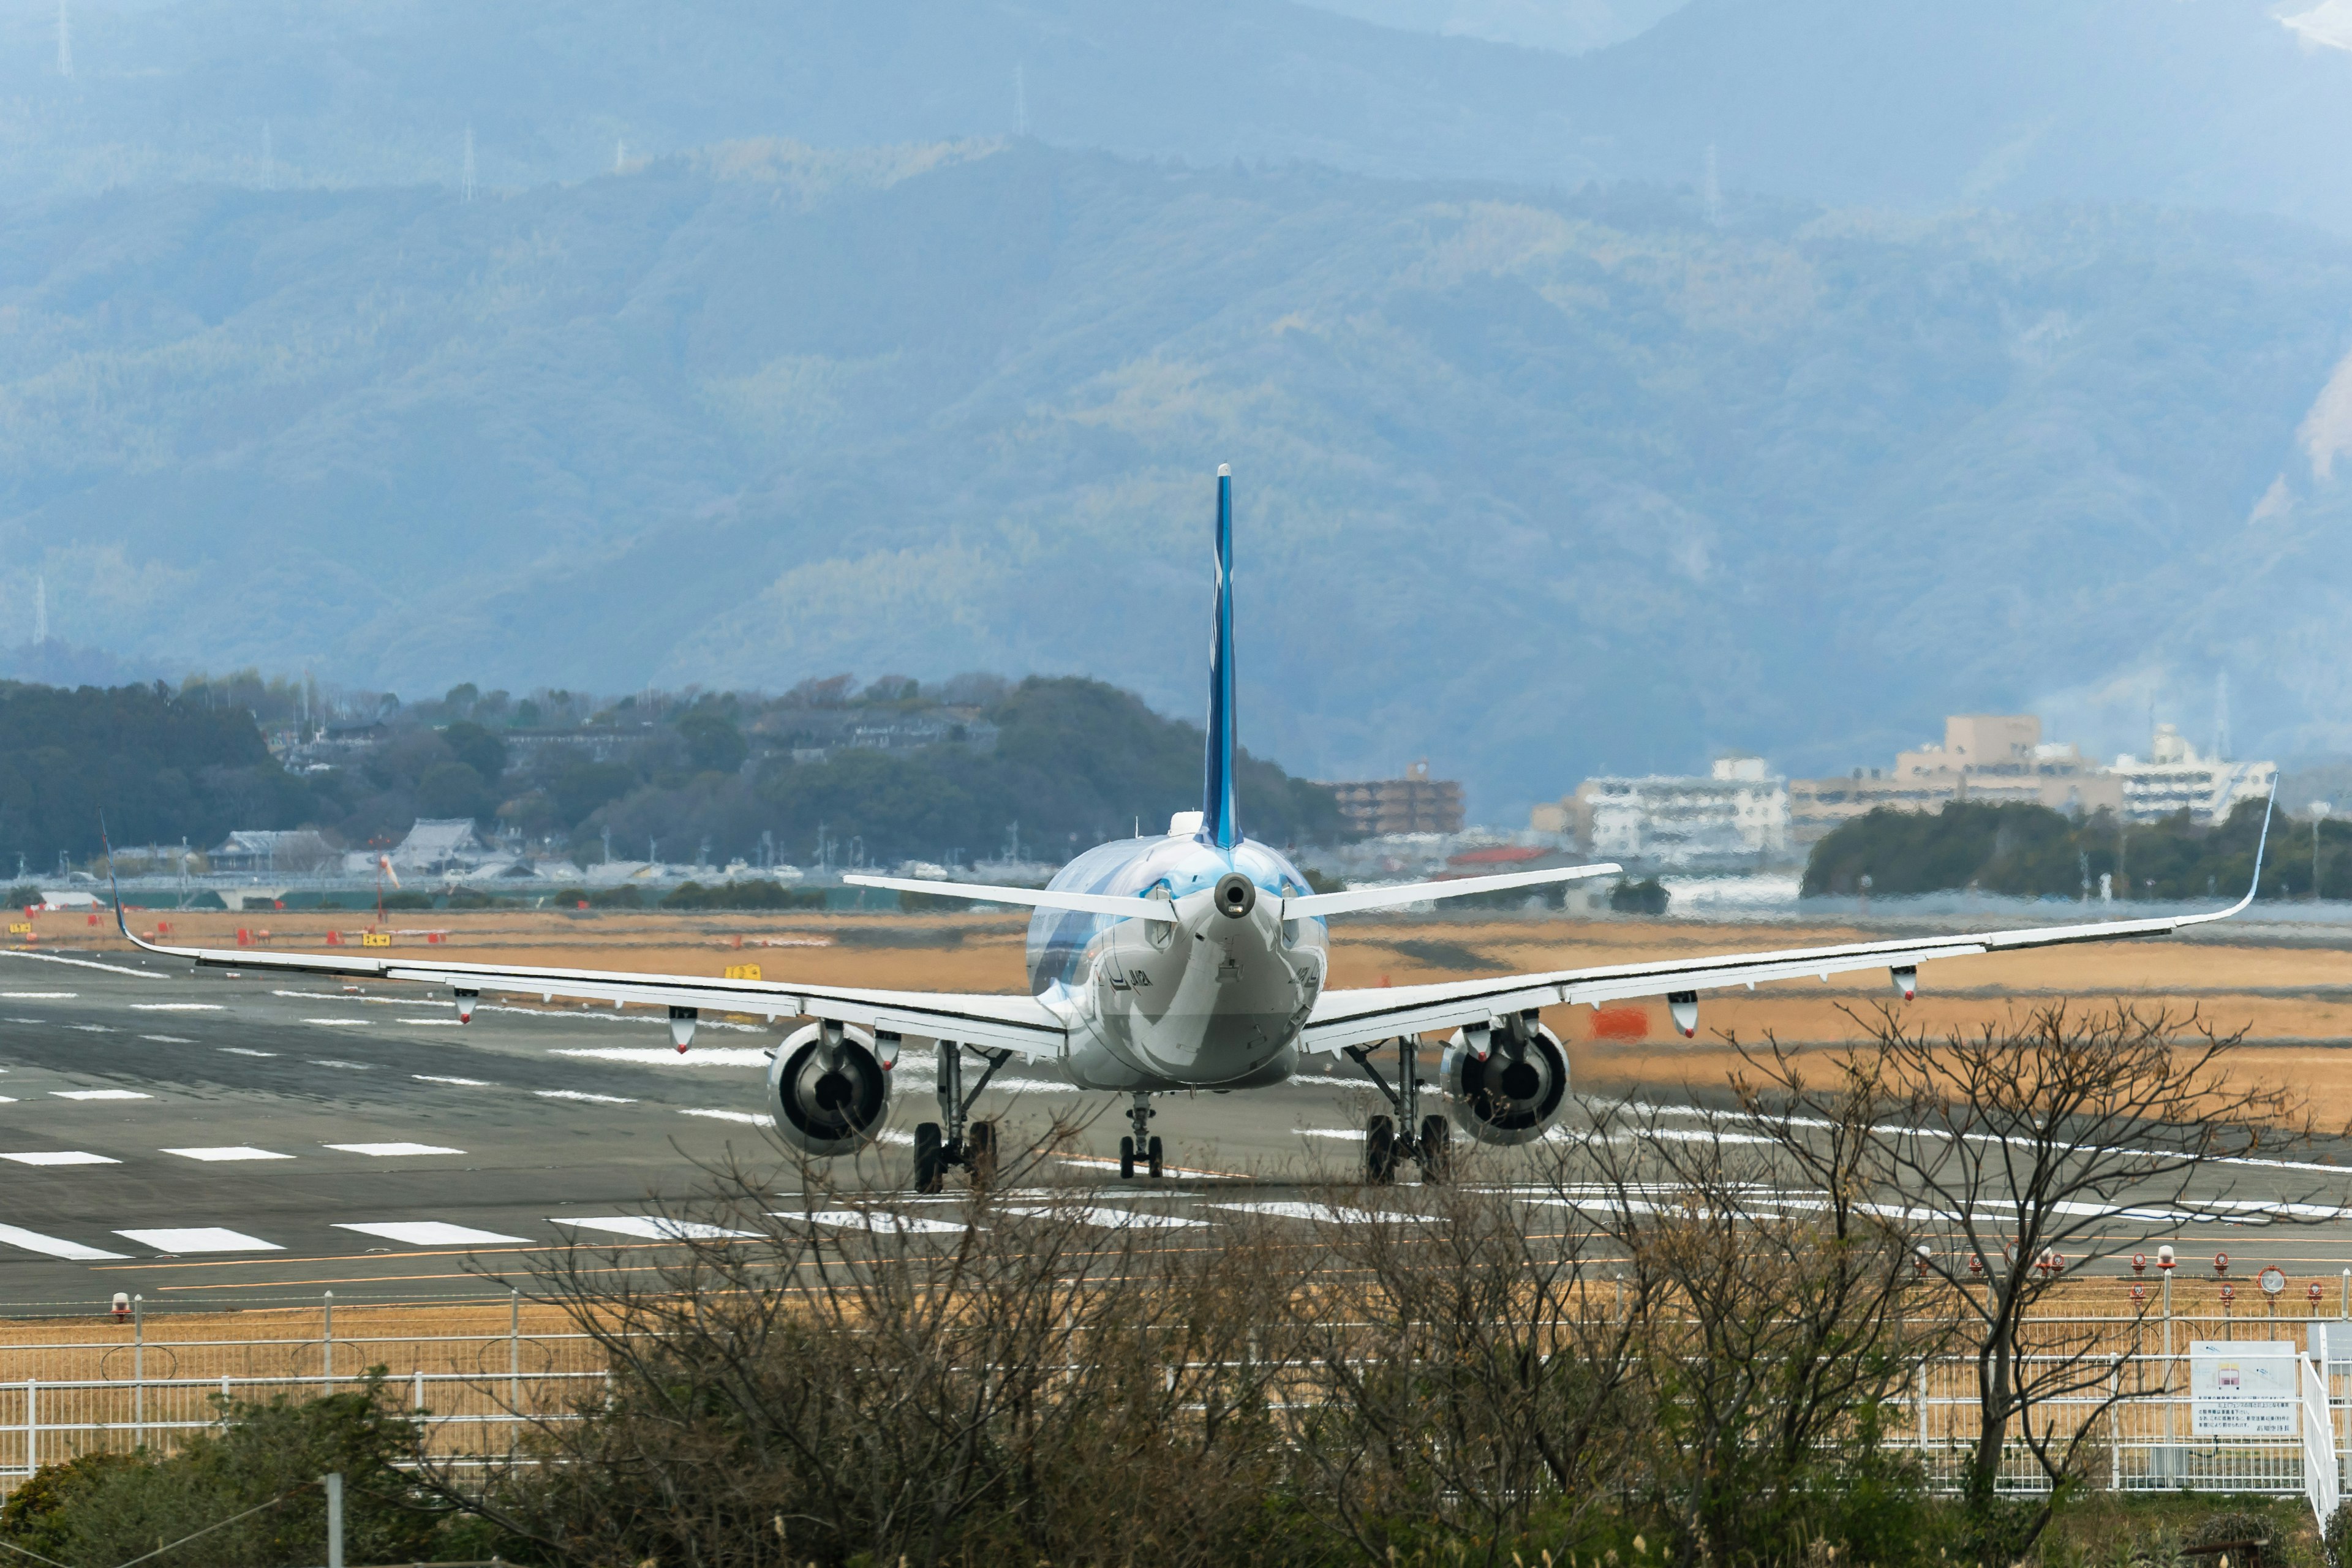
[2190,1340,2299,1436]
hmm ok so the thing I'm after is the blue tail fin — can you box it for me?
[1201,465,1240,848]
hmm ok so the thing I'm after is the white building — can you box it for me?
[2106,725,2277,825]
[1551,756,1790,867]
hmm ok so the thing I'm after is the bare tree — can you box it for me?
[1738,1002,2323,1556]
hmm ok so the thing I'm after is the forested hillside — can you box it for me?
[4,140,2350,814]
[0,674,1344,872]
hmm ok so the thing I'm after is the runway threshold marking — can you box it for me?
[0,1150,119,1165]
[555,1216,756,1241]
[164,1146,295,1162]
[51,1089,150,1100]
[336,1221,535,1246]
[788,1210,967,1235]
[1001,1206,1207,1231]
[0,1223,129,1260]
[324,1142,465,1157]
[115,1227,284,1254]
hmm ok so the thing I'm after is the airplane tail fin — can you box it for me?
[1202,465,1240,848]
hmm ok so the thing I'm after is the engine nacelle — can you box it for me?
[1440,1021,1569,1145]
[766,1022,892,1156]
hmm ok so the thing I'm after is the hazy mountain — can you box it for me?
[5,0,2352,233]
[1297,0,1689,55]
[4,140,2350,818]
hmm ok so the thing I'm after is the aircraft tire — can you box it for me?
[913,1123,946,1194]
[1365,1115,1397,1185]
[1417,1115,1451,1183]
[1119,1136,1137,1180]
[967,1120,997,1188]
[1147,1135,1164,1179]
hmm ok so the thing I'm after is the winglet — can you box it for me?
[2169,788,2277,931]
[1201,464,1240,850]
[101,815,130,940]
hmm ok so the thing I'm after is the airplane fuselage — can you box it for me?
[1028,834,1328,1093]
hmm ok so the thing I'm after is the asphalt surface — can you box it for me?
[9,944,2352,1317]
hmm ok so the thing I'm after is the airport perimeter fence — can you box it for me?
[6,1295,2352,1520]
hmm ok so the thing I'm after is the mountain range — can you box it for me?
[4,135,2350,817]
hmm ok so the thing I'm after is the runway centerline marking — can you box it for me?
[680,1107,772,1125]
[336,1221,534,1246]
[164,1146,295,1162]
[1,992,74,999]
[130,1003,222,1012]
[52,1088,151,1100]
[0,1223,128,1260]
[0,1150,120,1165]
[219,1047,276,1057]
[141,1035,194,1043]
[412,1075,496,1087]
[115,1227,284,1254]
[305,1018,370,1027]
[309,1059,372,1070]
[535,1089,635,1104]
[325,1142,466,1157]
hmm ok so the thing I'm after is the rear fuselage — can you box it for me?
[1028,834,1328,1092]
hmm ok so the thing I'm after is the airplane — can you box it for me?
[115,466,2275,1193]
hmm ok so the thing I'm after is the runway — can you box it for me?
[8,943,2352,1316]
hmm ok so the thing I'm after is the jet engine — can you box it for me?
[766,1022,892,1156]
[1439,1021,1569,1145]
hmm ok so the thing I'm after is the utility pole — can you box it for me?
[2315,801,2332,902]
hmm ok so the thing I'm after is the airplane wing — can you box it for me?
[107,903,1067,1059]
[1300,800,2275,1054]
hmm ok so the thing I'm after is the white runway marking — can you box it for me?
[0,952,164,978]
[326,1142,464,1157]
[1211,1201,1397,1226]
[1005,1205,1207,1230]
[680,1107,772,1125]
[534,1089,635,1104]
[1295,1128,1367,1139]
[141,1035,194,1044]
[164,1147,294,1163]
[51,1088,150,1101]
[1,992,74,999]
[0,1150,119,1166]
[554,1216,755,1241]
[997,1079,1081,1093]
[874,1128,915,1146]
[551,1046,772,1067]
[305,1018,369,1027]
[130,1003,221,1012]
[788,1210,966,1234]
[116,1227,282,1254]
[336,1221,532,1246]
[66,1025,111,1033]
[412,1074,495,1087]
[6,1016,47,1023]
[0,1096,14,1104]
[0,1223,128,1260]
[399,1019,466,1027]
[309,1060,372,1070]
[219,1047,276,1057]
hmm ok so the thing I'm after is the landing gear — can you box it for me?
[1119,1093,1165,1180]
[909,1039,1012,1192]
[1343,1035,1451,1183]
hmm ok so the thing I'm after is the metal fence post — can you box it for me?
[26,1376,35,1473]
[132,1294,144,1447]
[322,1291,334,1386]
[325,1471,344,1568]
[1917,1361,1929,1457]
[509,1287,521,1414]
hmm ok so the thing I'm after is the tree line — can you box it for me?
[1801,799,2314,900]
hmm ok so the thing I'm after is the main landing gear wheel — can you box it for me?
[1417,1115,1450,1183]
[913,1122,946,1195]
[1147,1135,1164,1179]
[1120,1091,1163,1180]
[1365,1115,1398,1185]
[1120,1136,1138,1180]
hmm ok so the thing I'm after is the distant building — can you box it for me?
[1323,761,1464,837]
[1544,756,1789,867]
[388,818,489,873]
[2108,725,2276,825]
[208,829,337,874]
[1790,715,2122,843]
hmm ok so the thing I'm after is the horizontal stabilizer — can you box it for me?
[1283,862,1622,920]
[840,874,1181,922]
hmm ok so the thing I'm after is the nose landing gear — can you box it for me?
[1343,1035,1450,1184]
[1119,1092,1164,1180]
[912,1038,1013,1194]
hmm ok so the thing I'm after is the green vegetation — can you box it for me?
[1803,801,2304,900]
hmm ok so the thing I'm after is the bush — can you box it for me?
[1610,876,1670,914]
[2323,1498,2352,1568]
[660,878,823,911]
